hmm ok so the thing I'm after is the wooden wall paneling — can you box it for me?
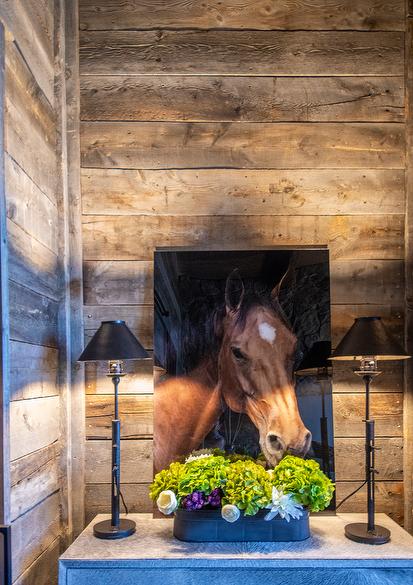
[86,394,153,440]
[404,5,413,534]
[12,538,59,585]
[81,122,405,170]
[335,437,403,481]
[79,31,404,76]
[81,169,405,217]
[336,481,404,524]
[80,76,405,123]
[85,439,152,483]
[9,341,59,401]
[333,393,403,437]
[85,359,154,395]
[0,21,10,526]
[79,0,405,31]
[83,260,153,305]
[85,483,151,525]
[332,362,404,393]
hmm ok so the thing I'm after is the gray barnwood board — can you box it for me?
[81,214,404,262]
[84,305,153,348]
[336,481,404,524]
[80,76,405,123]
[85,394,153,440]
[85,483,152,525]
[84,358,154,395]
[79,0,405,31]
[11,492,60,581]
[5,154,59,253]
[332,362,403,393]
[80,122,405,170]
[13,537,59,585]
[82,259,404,306]
[10,441,59,486]
[0,0,54,104]
[9,396,60,460]
[335,437,403,481]
[331,304,404,346]
[333,392,403,437]
[8,280,58,347]
[10,453,60,521]
[7,219,60,301]
[80,168,405,217]
[5,39,57,203]
[9,340,59,401]
[79,31,404,76]
[85,439,153,483]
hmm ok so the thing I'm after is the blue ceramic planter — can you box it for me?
[173,508,310,542]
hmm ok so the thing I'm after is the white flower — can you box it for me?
[157,490,178,515]
[221,504,240,523]
[185,453,213,463]
[264,487,303,523]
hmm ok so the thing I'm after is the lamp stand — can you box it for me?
[93,362,136,539]
[344,363,390,545]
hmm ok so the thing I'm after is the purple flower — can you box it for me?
[207,488,222,508]
[181,491,207,510]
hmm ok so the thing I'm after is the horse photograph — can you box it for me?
[153,248,335,492]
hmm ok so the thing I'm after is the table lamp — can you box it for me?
[78,320,149,539]
[331,316,409,544]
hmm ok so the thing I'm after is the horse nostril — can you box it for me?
[267,434,285,453]
[305,431,312,445]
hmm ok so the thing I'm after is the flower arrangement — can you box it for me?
[150,451,334,524]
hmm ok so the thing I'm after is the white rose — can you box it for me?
[157,490,178,515]
[221,504,240,523]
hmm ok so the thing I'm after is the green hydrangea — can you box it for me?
[271,455,335,512]
[177,455,230,497]
[149,461,185,501]
[222,459,272,516]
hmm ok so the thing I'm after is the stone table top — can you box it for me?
[60,513,413,569]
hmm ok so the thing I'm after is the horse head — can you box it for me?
[218,269,311,467]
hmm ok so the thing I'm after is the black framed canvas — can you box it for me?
[153,248,335,503]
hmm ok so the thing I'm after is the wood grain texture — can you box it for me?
[333,393,403,437]
[84,305,153,349]
[0,0,54,104]
[9,396,60,461]
[83,260,153,305]
[85,483,152,524]
[81,168,405,216]
[80,75,405,123]
[332,362,404,393]
[9,341,59,401]
[85,439,153,483]
[13,538,59,585]
[82,214,404,262]
[79,0,405,31]
[331,304,404,346]
[81,122,405,170]
[79,31,404,76]
[86,394,153,439]
[85,358,154,395]
[11,492,60,581]
[10,441,60,486]
[335,437,403,481]
[336,481,403,524]
[5,39,57,202]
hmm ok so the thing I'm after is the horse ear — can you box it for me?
[225,269,245,315]
[271,257,296,302]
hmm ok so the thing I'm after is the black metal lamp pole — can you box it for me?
[78,320,149,540]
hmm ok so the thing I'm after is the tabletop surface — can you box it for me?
[60,513,413,568]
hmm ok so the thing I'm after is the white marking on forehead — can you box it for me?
[258,322,277,344]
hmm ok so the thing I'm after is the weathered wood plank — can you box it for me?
[80,76,405,123]
[8,280,58,347]
[7,219,59,301]
[13,537,59,585]
[85,358,154,395]
[10,396,60,461]
[10,452,60,521]
[335,437,403,481]
[331,304,404,346]
[333,393,403,437]
[85,439,153,484]
[85,483,152,525]
[332,362,403,393]
[81,168,405,217]
[0,0,54,104]
[6,154,58,253]
[336,481,403,524]
[5,39,57,202]
[11,492,60,582]
[83,260,153,305]
[84,305,153,349]
[79,0,405,31]
[86,394,153,439]
[81,122,405,170]
[9,341,59,401]
[10,441,59,486]
[79,31,404,76]
[82,215,404,262]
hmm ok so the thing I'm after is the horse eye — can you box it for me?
[231,347,247,361]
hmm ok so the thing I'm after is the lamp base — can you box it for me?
[93,518,136,540]
[344,522,390,545]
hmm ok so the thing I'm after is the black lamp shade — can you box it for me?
[296,341,331,374]
[78,320,149,362]
[331,316,410,361]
